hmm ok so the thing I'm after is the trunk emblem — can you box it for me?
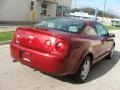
[28,36,34,44]
[28,36,34,39]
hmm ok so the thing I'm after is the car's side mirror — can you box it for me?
[109,33,115,37]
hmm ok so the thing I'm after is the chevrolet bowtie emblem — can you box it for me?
[28,36,34,39]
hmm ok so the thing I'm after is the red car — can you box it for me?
[10,18,115,83]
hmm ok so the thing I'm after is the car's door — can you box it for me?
[84,25,103,59]
[95,23,112,55]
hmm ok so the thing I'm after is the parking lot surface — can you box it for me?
[0,31,120,90]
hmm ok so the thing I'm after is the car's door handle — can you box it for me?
[101,38,107,44]
[101,40,104,44]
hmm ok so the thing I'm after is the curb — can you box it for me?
[0,26,16,32]
[0,40,11,45]
[0,30,16,33]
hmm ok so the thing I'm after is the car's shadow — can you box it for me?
[44,50,120,84]
[86,50,120,83]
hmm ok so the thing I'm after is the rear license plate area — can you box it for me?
[20,51,32,62]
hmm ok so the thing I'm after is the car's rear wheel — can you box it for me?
[73,56,91,83]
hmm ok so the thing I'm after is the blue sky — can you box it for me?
[72,0,120,16]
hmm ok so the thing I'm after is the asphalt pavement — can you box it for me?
[0,31,120,90]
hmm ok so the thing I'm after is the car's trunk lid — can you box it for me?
[14,27,71,53]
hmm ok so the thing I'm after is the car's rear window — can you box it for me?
[35,18,85,33]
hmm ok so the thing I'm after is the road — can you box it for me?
[0,31,120,90]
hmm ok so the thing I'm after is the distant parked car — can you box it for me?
[10,18,115,83]
[111,19,120,27]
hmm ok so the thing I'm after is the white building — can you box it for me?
[70,12,96,20]
[70,12,114,25]
[0,0,72,23]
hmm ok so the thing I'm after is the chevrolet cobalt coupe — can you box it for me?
[10,18,115,83]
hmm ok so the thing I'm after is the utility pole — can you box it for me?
[103,0,106,22]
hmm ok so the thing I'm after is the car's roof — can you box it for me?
[49,17,96,25]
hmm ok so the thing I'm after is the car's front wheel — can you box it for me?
[73,56,91,83]
[106,46,115,59]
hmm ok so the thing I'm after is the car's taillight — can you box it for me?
[14,32,20,44]
[56,42,68,52]
[45,40,51,47]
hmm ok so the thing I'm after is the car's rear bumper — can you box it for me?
[10,42,69,76]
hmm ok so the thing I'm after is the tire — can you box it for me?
[106,46,115,59]
[73,56,91,83]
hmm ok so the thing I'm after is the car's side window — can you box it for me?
[95,23,109,37]
[86,27,97,36]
